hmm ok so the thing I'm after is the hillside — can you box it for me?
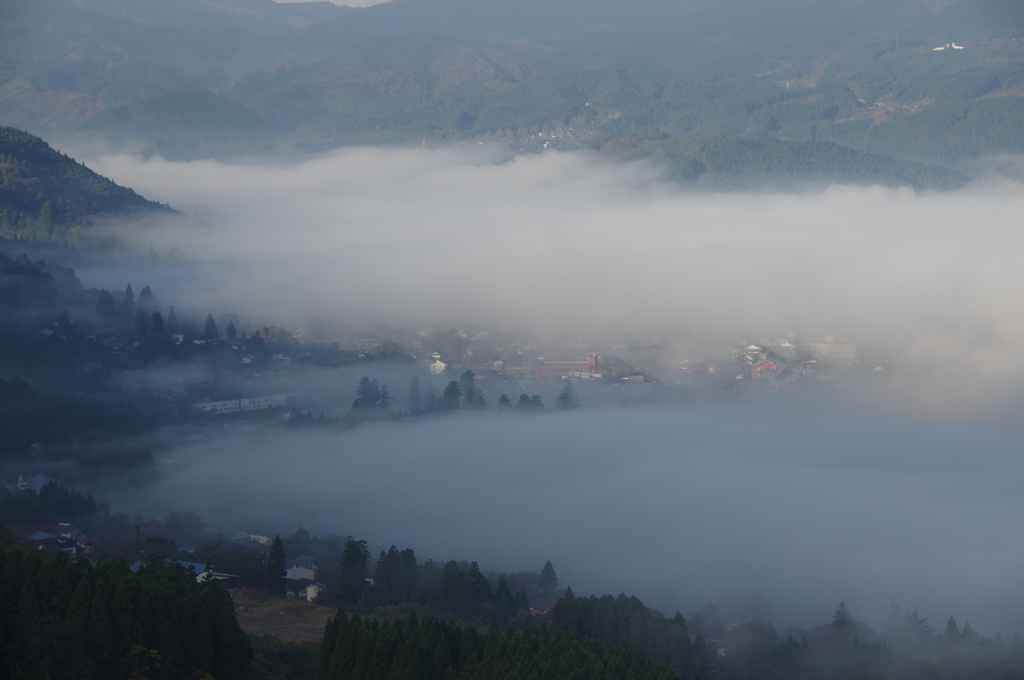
[0,126,172,243]
[604,129,971,190]
[79,88,284,159]
[1,0,1022,185]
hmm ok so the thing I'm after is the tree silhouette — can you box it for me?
[944,616,958,636]
[138,284,154,310]
[135,307,148,335]
[166,306,178,335]
[539,560,559,597]
[406,375,422,415]
[56,310,72,337]
[204,313,218,339]
[266,535,287,597]
[353,377,381,409]
[151,311,164,336]
[832,601,854,630]
[95,290,115,318]
[340,537,370,604]
[378,383,393,410]
[556,379,579,409]
[440,381,462,409]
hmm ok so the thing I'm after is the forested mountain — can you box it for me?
[0,126,172,243]
[1,0,1022,184]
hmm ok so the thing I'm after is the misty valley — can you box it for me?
[4,0,1024,679]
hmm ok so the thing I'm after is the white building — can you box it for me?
[192,392,301,414]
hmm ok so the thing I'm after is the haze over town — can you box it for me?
[4,0,1024,677]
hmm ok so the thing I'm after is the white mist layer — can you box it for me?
[79,147,1024,634]
[111,405,1024,635]
[84,149,1024,369]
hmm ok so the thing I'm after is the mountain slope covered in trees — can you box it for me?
[1,0,1022,184]
[0,126,172,243]
[603,129,970,190]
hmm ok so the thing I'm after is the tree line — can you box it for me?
[0,528,252,680]
[315,608,677,680]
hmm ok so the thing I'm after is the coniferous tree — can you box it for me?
[56,309,72,337]
[340,537,370,605]
[151,311,164,336]
[377,383,392,411]
[539,560,559,597]
[117,284,136,326]
[422,384,439,413]
[495,577,516,619]
[514,590,529,613]
[944,616,959,636]
[459,370,484,409]
[37,200,55,235]
[266,535,287,597]
[498,394,512,409]
[832,601,854,630]
[204,313,218,339]
[137,285,155,310]
[529,394,545,410]
[166,306,178,335]
[406,375,422,415]
[440,381,462,410]
[96,290,116,318]
[226,320,237,341]
[135,306,148,335]
[0,538,254,679]
[515,394,531,409]
[353,377,381,410]
[556,379,579,409]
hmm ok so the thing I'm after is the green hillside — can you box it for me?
[79,89,284,160]
[604,129,970,190]
[1,0,1022,187]
[0,126,172,243]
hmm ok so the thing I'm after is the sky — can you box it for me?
[76,145,1024,636]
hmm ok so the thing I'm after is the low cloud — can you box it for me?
[109,404,1024,636]
[74,146,1024,636]
[80,147,1024,401]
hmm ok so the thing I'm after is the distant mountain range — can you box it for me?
[1,0,1022,187]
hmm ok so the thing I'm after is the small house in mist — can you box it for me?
[128,560,240,590]
[285,566,325,601]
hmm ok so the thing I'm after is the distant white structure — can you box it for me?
[192,392,301,414]
[933,43,965,51]
[429,360,447,375]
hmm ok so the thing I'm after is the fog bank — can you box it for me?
[81,149,1024,373]
[110,404,1024,636]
